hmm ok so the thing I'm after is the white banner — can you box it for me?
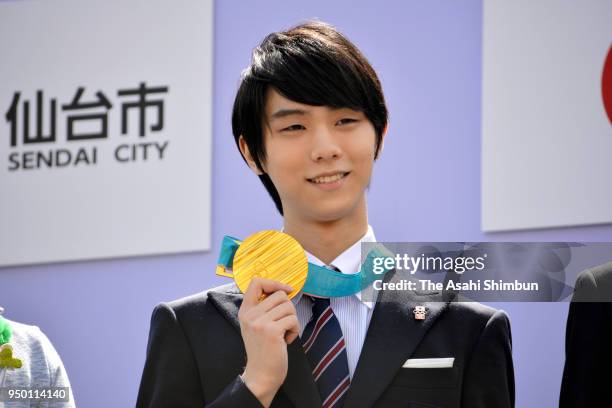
[0,0,213,266]
[482,0,612,231]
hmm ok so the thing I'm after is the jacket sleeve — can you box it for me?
[136,303,263,408]
[460,310,515,408]
[36,326,77,408]
[559,270,610,407]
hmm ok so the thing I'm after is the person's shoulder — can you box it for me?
[7,319,49,352]
[146,283,242,336]
[583,261,612,286]
[445,300,510,330]
[6,319,67,380]
[573,261,612,301]
[7,318,40,338]
[155,282,242,320]
[447,300,505,319]
[165,282,240,307]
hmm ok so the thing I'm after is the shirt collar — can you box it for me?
[291,225,377,308]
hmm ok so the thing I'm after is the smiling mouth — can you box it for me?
[307,172,350,184]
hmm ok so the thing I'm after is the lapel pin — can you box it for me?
[413,306,427,321]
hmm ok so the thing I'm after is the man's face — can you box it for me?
[258,88,381,222]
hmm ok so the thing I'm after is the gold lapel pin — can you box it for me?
[413,306,427,321]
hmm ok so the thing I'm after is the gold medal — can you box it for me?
[232,230,308,299]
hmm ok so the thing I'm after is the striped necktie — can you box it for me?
[302,266,351,408]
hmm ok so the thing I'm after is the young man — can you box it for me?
[137,22,514,408]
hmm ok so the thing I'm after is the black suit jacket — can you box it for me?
[137,270,514,408]
[560,262,612,408]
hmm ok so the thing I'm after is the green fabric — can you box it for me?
[0,315,11,345]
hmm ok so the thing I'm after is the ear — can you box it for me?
[239,135,265,175]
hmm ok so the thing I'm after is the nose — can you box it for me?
[309,126,343,162]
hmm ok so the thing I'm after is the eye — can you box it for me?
[336,118,358,126]
[280,124,305,132]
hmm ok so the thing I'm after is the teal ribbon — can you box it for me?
[218,235,241,268]
[217,235,394,297]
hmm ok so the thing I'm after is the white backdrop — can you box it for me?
[0,0,213,266]
[482,0,612,231]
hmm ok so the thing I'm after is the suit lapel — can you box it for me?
[207,287,242,332]
[207,286,321,408]
[343,271,452,408]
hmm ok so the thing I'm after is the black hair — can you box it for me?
[231,21,388,215]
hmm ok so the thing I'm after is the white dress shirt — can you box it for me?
[291,225,378,379]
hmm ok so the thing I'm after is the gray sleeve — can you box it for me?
[1,320,76,408]
[31,326,76,408]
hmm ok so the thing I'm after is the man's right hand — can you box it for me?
[238,278,299,408]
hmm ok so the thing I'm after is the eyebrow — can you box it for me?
[269,106,348,120]
[269,108,309,120]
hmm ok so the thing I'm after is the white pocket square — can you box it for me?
[402,357,455,368]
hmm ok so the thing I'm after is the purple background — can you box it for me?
[2,1,612,407]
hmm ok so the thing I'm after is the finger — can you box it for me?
[239,293,292,325]
[285,329,299,344]
[255,290,294,314]
[242,278,293,307]
[246,292,293,322]
[262,300,297,322]
[275,315,300,344]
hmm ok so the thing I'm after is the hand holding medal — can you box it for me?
[230,233,302,407]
